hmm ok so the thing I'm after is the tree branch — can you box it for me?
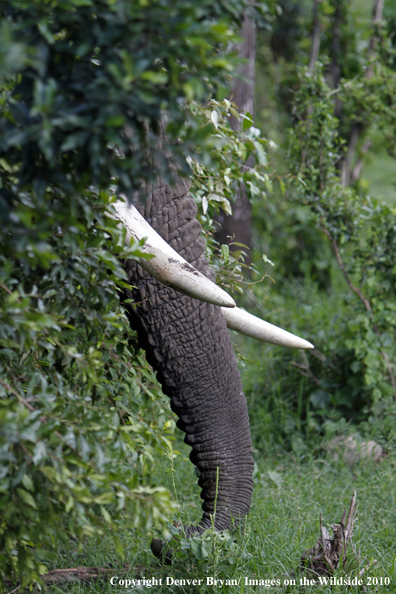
[4,565,135,588]
[320,226,372,311]
[321,226,396,398]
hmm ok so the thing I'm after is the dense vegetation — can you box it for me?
[0,0,266,586]
[0,0,395,590]
[244,0,396,454]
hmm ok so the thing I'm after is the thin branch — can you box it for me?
[0,378,86,454]
[359,558,378,578]
[0,283,13,296]
[5,586,20,594]
[345,491,357,535]
[321,226,372,311]
[321,227,396,398]
[0,378,22,399]
[290,358,321,385]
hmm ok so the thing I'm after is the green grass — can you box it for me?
[32,437,396,594]
[25,268,396,594]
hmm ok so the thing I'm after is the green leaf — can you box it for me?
[141,71,168,84]
[221,244,229,261]
[17,488,38,509]
[211,110,219,129]
[242,112,253,131]
[22,474,34,492]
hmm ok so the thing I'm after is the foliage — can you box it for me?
[246,62,396,452]
[287,63,396,421]
[246,2,396,451]
[0,183,181,587]
[255,0,396,282]
[187,98,275,295]
[0,0,253,197]
[0,0,265,587]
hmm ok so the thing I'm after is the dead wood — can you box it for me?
[3,564,150,590]
[299,491,358,580]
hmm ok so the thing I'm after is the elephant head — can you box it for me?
[112,176,313,556]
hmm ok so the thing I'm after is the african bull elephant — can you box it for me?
[112,175,313,556]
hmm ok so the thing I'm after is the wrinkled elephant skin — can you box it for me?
[123,178,254,539]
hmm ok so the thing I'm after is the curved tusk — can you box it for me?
[112,197,236,308]
[221,307,314,349]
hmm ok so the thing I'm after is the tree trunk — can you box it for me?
[215,14,256,262]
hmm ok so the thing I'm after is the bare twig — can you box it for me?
[0,379,90,456]
[359,558,378,577]
[290,360,321,385]
[321,226,372,311]
[5,585,20,594]
[0,283,13,296]
[0,378,22,398]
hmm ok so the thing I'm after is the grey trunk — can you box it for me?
[123,178,254,533]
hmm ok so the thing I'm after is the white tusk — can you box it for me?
[221,307,314,349]
[112,197,236,308]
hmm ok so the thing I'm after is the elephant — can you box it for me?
[112,175,313,558]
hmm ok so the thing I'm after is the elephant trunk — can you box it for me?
[122,178,254,545]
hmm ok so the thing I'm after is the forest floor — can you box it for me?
[32,439,396,594]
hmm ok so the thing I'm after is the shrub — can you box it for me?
[0,0,257,586]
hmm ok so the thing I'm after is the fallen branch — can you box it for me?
[3,564,140,589]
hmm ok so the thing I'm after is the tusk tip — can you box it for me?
[299,340,315,350]
[222,307,314,350]
[223,295,236,309]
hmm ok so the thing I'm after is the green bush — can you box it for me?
[0,0,260,586]
[244,62,396,453]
